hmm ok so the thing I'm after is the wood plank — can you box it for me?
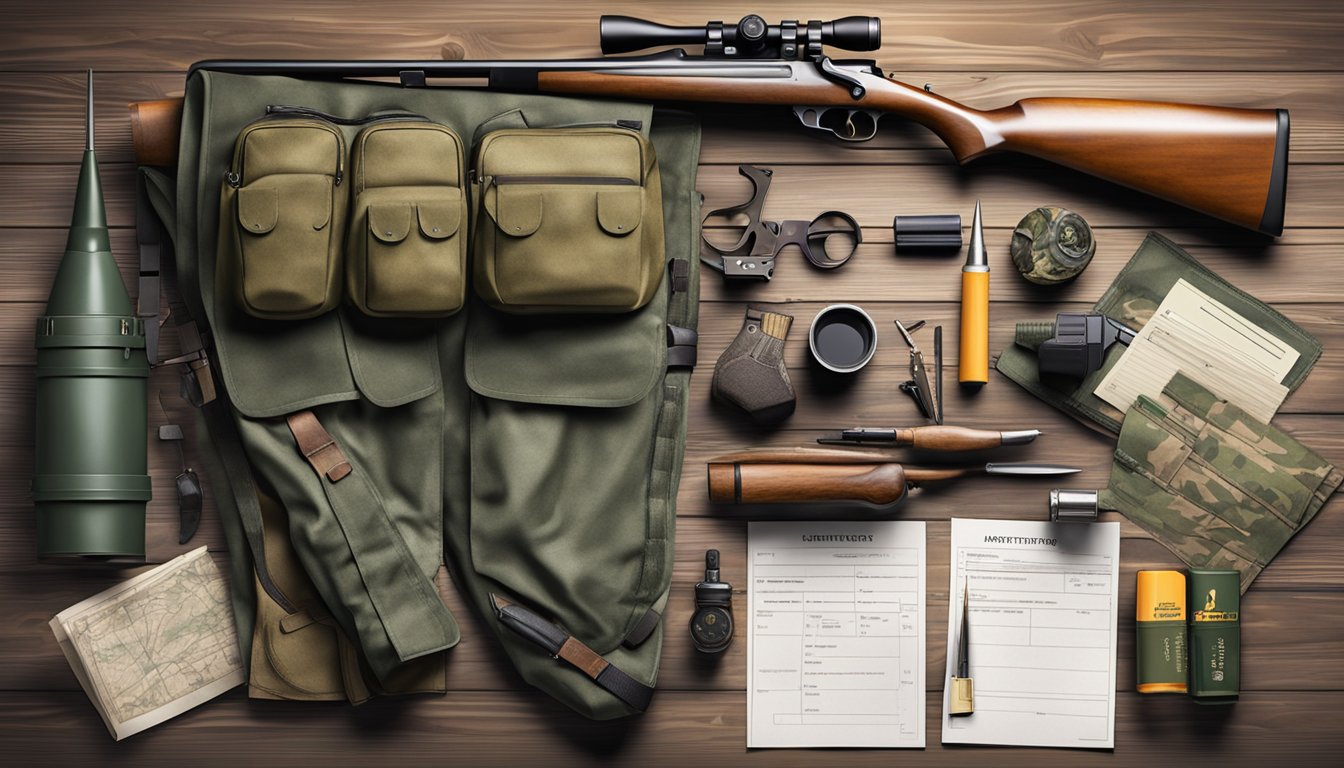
[692,162,1344,231]
[2,690,1341,765]
[5,303,1340,414]
[3,523,1339,694]
[5,298,1338,376]
[9,226,1344,306]
[697,228,1344,305]
[4,160,1339,233]
[3,71,1340,166]
[3,0,1344,72]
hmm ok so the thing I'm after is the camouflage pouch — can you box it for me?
[1101,372,1342,592]
[997,232,1322,433]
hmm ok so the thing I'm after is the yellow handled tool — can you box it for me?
[959,200,989,386]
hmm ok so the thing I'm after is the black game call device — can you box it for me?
[691,550,734,653]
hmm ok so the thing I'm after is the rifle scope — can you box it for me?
[600,14,880,60]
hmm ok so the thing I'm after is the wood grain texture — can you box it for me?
[2,0,1344,71]
[2,690,1343,767]
[2,0,1342,764]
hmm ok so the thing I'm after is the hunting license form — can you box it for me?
[942,518,1120,749]
[747,521,925,748]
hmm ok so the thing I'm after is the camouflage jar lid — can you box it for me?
[1010,207,1096,285]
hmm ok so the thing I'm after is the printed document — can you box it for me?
[942,519,1119,749]
[1094,278,1297,421]
[748,521,925,748]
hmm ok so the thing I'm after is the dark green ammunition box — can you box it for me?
[1188,568,1240,704]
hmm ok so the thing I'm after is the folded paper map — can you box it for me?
[50,546,244,740]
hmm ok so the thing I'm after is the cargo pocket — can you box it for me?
[348,121,467,317]
[220,117,347,320]
[465,299,672,652]
[1172,401,1316,529]
[473,126,664,313]
[1110,406,1266,568]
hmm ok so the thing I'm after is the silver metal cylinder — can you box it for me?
[1050,489,1099,522]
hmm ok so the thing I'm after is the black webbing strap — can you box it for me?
[665,257,698,370]
[666,324,698,370]
[490,594,655,713]
[135,171,163,365]
[137,168,217,406]
[622,607,661,649]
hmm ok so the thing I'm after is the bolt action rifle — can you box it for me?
[130,13,1290,235]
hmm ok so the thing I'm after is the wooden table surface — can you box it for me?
[2,0,1341,764]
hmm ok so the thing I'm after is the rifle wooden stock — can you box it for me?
[541,70,1289,234]
[129,97,183,166]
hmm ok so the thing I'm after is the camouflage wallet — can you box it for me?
[1102,373,1342,592]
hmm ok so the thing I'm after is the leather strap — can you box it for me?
[490,594,655,713]
[286,411,352,482]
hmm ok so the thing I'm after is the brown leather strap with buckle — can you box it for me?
[286,411,352,482]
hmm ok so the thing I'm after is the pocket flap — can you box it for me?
[369,202,413,244]
[417,198,461,240]
[597,186,642,236]
[466,305,665,408]
[238,185,279,235]
[490,186,544,237]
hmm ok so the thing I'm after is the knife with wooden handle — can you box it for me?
[816,425,1040,451]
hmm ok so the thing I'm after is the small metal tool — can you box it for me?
[1050,488,1101,522]
[949,578,974,715]
[895,319,940,423]
[934,325,944,423]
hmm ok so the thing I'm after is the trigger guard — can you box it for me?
[803,210,863,269]
[792,106,882,142]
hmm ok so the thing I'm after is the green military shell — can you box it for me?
[1102,373,1342,592]
[36,135,150,563]
[167,71,699,719]
[473,126,665,313]
[996,232,1323,433]
[1009,206,1095,284]
[346,121,468,317]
